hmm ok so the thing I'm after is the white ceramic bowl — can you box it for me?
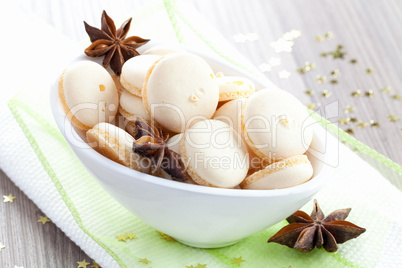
[50,44,328,248]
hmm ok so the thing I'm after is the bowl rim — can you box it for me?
[50,43,329,198]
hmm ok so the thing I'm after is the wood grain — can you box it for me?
[1,0,401,267]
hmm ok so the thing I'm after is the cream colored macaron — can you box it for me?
[242,88,314,162]
[166,133,184,154]
[119,90,151,122]
[143,44,184,56]
[120,55,161,97]
[180,120,249,188]
[213,98,246,134]
[59,61,119,130]
[86,122,140,170]
[240,155,313,190]
[143,52,219,133]
[216,75,255,101]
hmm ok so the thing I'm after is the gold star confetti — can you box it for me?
[350,117,358,123]
[304,90,314,95]
[307,103,317,110]
[330,45,346,59]
[325,31,334,39]
[195,264,207,268]
[345,128,355,134]
[330,69,340,77]
[232,256,246,265]
[90,262,100,268]
[351,90,362,97]
[330,79,338,84]
[3,194,16,203]
[366,68,374,74]
[316,75,326,83]
[350,59,357,64]
[125,233,136,240]
[365,90,374,98]
[392,94,401,100]
[157,231,176,242]
[77,259,90,268]
[186,266,196,268]
[388,115,400,122]
[339,118,351,125]
[37,216,50,225]
[321,90,331,98]
[278,70,291,79]
[370,120,380,127]
[344,106,355,114]
[381,86,391,93]
[258,63,271,72]
[268,57,281,66]
[116,234,127,242]
[270,38,294,53]
[297,62,316,74]
[320,52,328,57]
[0,242,5,251]
[315,35,325,42]
[139,258,151,264]
[357,122,368,129]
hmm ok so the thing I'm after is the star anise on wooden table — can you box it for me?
[132,118,189,181]
[84,10,150,75]
[268,200,366,252]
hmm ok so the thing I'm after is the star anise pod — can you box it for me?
[84,10,150,75]
[132,118,190,181]
[268,200,365,252]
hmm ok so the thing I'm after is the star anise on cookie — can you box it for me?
[268,200,366,252]
[84,10,149,75]
[132,118,189,181]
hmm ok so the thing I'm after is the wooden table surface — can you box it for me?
[1,0,401,267]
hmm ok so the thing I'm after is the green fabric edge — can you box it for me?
[163,0,402,176]
[8,99,128,268]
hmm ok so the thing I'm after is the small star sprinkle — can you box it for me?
[125,233,137,240]
[268,57,281,66]
[271,38,294,53]
[388,115,400,122]
[304,90,314,95]
[0,242,5,251]
[139,258,151,264]
[195,264,207,268]
[350,59,358,64]
[258,63,272,72]
[339,118,351,125]
[320,52,328,57]
[14,266,23,268]
[90,262,100,268]
[365,90,374,98]
[370,120,380,127]
[330,69,340,77]
[344,106,355,114]
[297,62,316,74]
[391,94,401,100]
[157,231,176,242]
[307,103,317,110]
[366,68,374,74]
[381,86,391,93]
[233,33,259,43]
[37,216,50,225]
[357,122,368,129]
[330,79,338,84]
[315,35,325,42]
[232,256,246,265]
[331,45,347,59]
[116,234,127,242]
[345,128,355,134]
[283,29,301,40]
[321,90,331,98]
[325,31,334,39]
[316,75,327,83]
[278,70,291,79]
[351,90,362,97]
[77,259,90,268]
[350,117,358,123]
[186,266,195,268]
[3,194,16,203]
